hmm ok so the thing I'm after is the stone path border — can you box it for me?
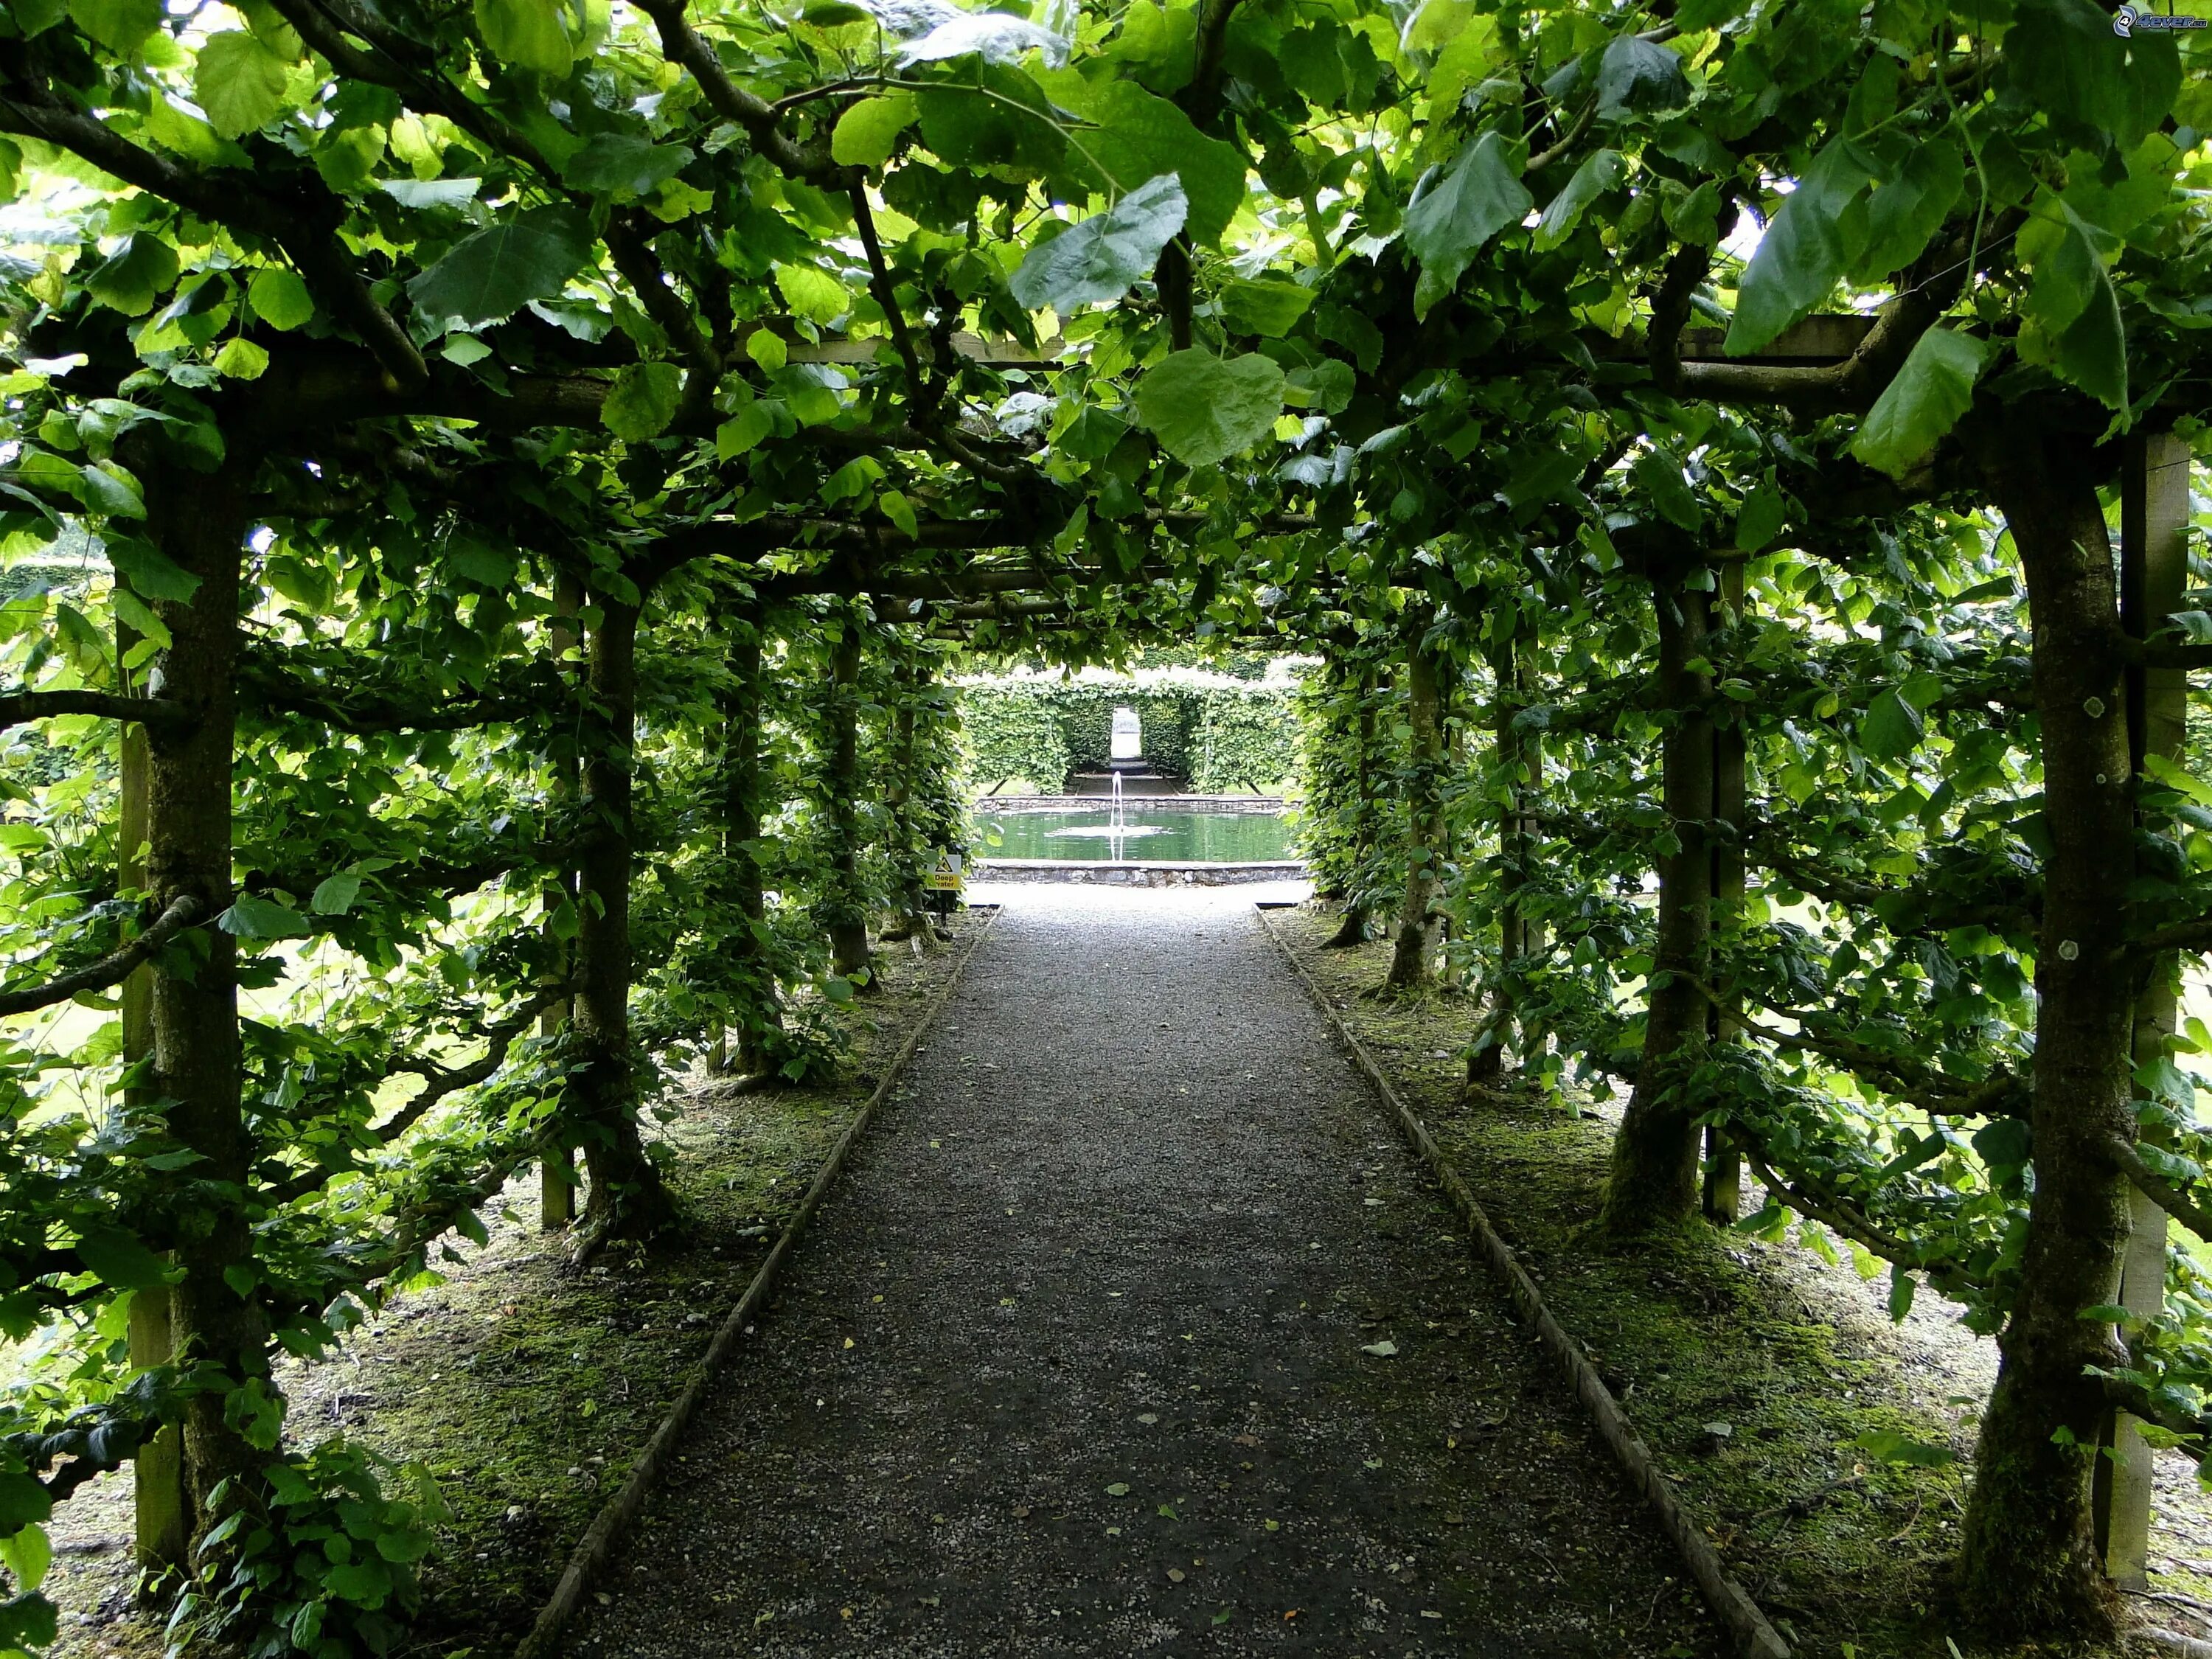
[510,906,1001,1659]
[1255,902,1792,1659]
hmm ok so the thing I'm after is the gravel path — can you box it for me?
[569,886,1720,1657]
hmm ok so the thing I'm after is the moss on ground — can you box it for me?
[45,914,985,1659]
[1275,904,2182,1659]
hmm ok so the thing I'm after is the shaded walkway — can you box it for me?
[571,887,1719,1656]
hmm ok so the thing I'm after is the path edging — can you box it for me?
[1253,903,1791,1659]
[513,907,1001,1659]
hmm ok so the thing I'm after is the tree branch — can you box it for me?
[0,689,194,734]
[0,80,428,394]
[0,896,206,1018]
[265,987,568,1205]
[2107,1134,2212,1245]
[1649,237,1956,415]
[636,0,831,180]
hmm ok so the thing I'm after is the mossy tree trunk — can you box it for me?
[139,461,270,1545]
[572,592,675,1248]
[880,646,934,945]
[1701,562,1747,1224]
[820,615,874,989]
[541,571,581,1229]
[1384,611,1446,994]
[1469,625,1541,1086]
[1952,426,2135,1641]
[1601,559,1714,1235]
[723,624,782,1072]
[1324,658,1377,947]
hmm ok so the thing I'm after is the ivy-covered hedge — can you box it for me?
[959,673,1303,793]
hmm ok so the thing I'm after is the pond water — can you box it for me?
[979,807,1296,863]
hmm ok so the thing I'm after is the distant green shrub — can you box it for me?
[956,674,1302,793]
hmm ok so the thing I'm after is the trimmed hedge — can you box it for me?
[959,675,1302,793]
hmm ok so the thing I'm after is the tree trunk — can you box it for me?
[1323,663,1376,948]
[880,650,933,945]
[1470,626,1541,1085]
[821,621,874,988]
[116,608,186,1582]
[1703,562,1747,1225]
[572,594,674,1248]
[1954,430,2134,1640]
[1384,615,1445,993]
[541,572,580,1231]
[1601,565,1714,1235]
[723,626,781,1072]
[139,463,267,1545]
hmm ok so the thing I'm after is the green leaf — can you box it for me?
[1533,148,1623,251]
[67,0,159,55]
[324,1555,393,1607]
[1045,77,1248,246]
[1735,484,1785,551]
[0,1478,51,1536]
[1133,349,1286,467]
[246,267,313,330]
[1011,174,1188,313]
[1860,688,1924,759]
[1632,451,1700,531]
[79,462,144,518]
[1853,1427,1952,1466]
[1857,139,1964,280]
[0,1526,51,1596]
[212,337,270,380]
[408,208,594,330]
[1284,358,1354,414]
[74,1227,170,1290]
[1971,1116,2033,1167]
[218,894,313,939]
[0,1590,57,1649]
[1887,1265,1917,1322]
[2005,0,2177,147]
[602,361,683,441]
[266,552,337,609]
[831,95,919,170]
[717,403,774,458]
[194,30,290,139]
[473,0,572,74]
[1726,140,1877,355]
[880,489,919,540]
[773,263,848,324]
[310,873,364,915]
[2021,200,2129,409]
[1850,330,1989,478]
[745,329,788,372]
[1402,130,1531,297]
[1594,35,1688,120]
[1217,278,1315,338]
[86,234,180,318]
[108,539,201,602]
[561,134,694,195]
[110,589,170,650]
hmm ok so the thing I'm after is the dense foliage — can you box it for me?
[4,0,2212,1645]
[960,668,1301,791]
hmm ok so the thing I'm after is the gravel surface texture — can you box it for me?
[569,886,1722,1657]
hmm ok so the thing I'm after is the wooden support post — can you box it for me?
[2094,429,2191,1587]
[118,616,186,1580]
[541,574,580,1231]
[1703,563,1747,1225]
